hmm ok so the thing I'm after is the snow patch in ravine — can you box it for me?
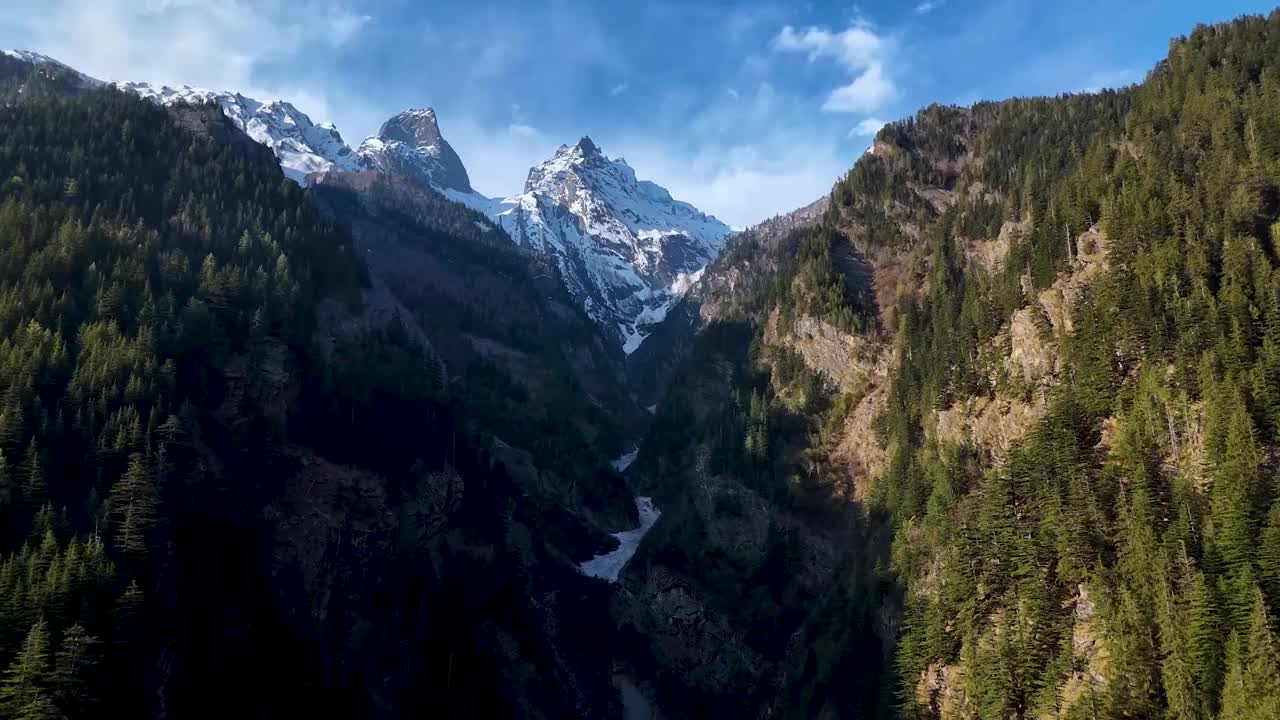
[579,497,660,583]
[611,448,639,472]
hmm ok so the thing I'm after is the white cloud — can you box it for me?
[774,20,897,114]
[726,87,739,99]
[823,62,894,113]
[3,0,378,91]
[0,0,383,147]
[616,139,846,230]
[775,23,884,69]
[610,83,628,97]
[851,117,886,137]
[508,123,538,137]
[609,83,852,228]
[915,1,940,15]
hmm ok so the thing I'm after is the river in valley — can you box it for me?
[579,449,661,718]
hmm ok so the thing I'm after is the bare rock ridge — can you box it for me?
[357,108,474,194]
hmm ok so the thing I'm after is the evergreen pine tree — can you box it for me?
[18,439,43,512]
[0,451,10,515]
[0,618,56,720]
[1219,632,1248,720]
[107,454,157,560]
[1261,497,1280,613]
[1240,591,1280,720]
[1208,401,1261,581]
[52,624,97,718]
[1185,567,1222,717]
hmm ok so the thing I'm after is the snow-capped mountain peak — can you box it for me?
[561,136,602,160]
[357,108,473,194]
[496,137,730,353]
[115,82,366,183]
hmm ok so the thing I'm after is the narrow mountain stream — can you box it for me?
[578,495,660,582]
[578,449,660,718]
[579,449,658,581]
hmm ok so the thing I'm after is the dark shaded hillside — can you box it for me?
[0,52,95,101]
[0,85,625,719]
[309,169,643,535]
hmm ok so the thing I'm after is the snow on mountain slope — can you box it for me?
[354,114,729,352]
[486,138,730,353]
[2,49,103,88]
[117,83,367,183]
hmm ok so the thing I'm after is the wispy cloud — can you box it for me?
[611,82,852,228]
[448,120,559,197]
[915,1,942,15]
[851,117,886,137]
[823,62,893,113]
[5,0,379,88]
[327,11,373,46]
[1,0,379,133]
[610,83,628,96]
[773,20,898,114]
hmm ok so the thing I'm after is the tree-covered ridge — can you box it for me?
[628,10,1280,720]
[865,11,1280,720]
[0,88,346,714]
[0,82,631,718]
[832,91,1133,263]
[0,54,92,102]
[0,83,410,716]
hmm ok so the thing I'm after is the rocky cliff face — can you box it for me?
[357,108,474,194]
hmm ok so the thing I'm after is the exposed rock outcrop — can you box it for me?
[934,225,1111,463]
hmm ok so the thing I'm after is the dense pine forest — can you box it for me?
[0,65,626,718]
[630,11,1280,720]
[874,17,1280,719]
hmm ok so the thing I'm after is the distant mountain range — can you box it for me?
[14,57,731,353]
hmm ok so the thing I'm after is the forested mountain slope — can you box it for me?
[0,72,631,718]
[621,11,1280,720]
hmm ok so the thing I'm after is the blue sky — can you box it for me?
[1,0,1275,227]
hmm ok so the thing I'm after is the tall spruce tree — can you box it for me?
[0,619,55,720]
